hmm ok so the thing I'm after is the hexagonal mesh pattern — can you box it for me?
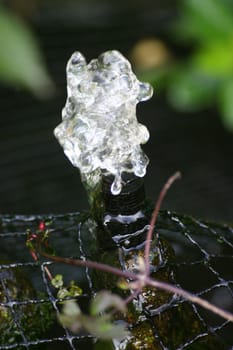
[0,211,232,349]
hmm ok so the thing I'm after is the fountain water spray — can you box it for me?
[54,50,153,196]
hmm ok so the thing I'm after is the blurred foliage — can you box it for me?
[0,5,53,97]
[59,291,127,340]
[134,0,233,131]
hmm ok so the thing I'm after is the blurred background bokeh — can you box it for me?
[0,0,232,222]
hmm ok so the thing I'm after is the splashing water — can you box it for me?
[54,50,153,195]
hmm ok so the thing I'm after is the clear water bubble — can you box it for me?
[54,50,153,194]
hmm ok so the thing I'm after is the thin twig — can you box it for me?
[41,252,233,323]
[123,288,142,306]
[145,277,233,323]
[29,249,53,281]
[144,171,181,274]
[36,171,233,324]
[44,265,53,281]
[41,252,136,281]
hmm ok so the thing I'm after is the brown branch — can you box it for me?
[37,172,233,324]
[29,247,53,281]
[41,251,233,323]
[145,277,233,323]
[41,252,136,281]
[144,171,181,274]
[44,265,53,281]
[123,288,142,306]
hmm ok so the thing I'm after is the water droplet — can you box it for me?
[111,175,122,195]
[138,82,154,102]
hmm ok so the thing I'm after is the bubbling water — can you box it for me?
[54,50,153,195]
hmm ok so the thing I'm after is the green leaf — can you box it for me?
[167,66,217,112]
[57,288,71,299]
[219,78,233,131]
[51,274,63,289]
[91,291,126,316]
[52,276,82,299]
[58,300,82,333]
[0,7,54,97]
[68,280,83,297]
[60,299,81,317]
[175,0,233,43]
[193,40,233,77]
[83,315,127,340]
[59,298,127,340]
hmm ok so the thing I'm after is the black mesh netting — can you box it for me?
[0,211,232,349]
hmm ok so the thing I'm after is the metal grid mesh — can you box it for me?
[0,213,93,350]
[0,211,232,349]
